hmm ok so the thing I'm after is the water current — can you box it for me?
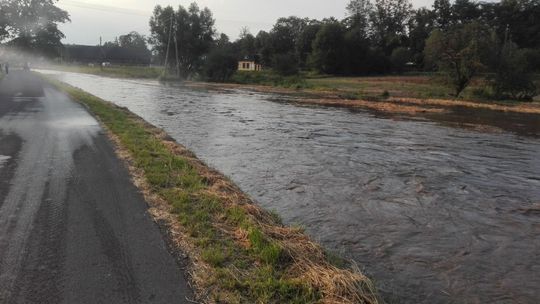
[44,71,540,303]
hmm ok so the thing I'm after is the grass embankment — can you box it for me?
[233,72,540,102]
[230,71,311,89]
[195,72,540,115]
[228,71,467,98]
[48,65,165,79]
[46,77,379,304]
[46,65,540,114]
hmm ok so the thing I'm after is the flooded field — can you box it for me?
[44,71,540,303]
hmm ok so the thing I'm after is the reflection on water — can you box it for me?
[44,71,540,303]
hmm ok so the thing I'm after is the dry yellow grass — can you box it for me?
[186,80,540,115]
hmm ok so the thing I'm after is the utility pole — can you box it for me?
[164,12,174,76]
[100,36,103,70]
[174,33,180,78]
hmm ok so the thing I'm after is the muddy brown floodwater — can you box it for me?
[42,70,540,303]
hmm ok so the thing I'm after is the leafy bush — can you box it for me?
[471,86,494,100]
[231,71,309,89]
[309,22,347,75]
[425,22,495,97]
[490,41,537,100]
[271,52,299,76]
[523,48,540,73]
[390,47,412,73]
[203,47,238,82]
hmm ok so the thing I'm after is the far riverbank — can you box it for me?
[42,65,540,116]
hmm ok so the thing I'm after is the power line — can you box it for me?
[59,0,274,27]
[60,0,150,17]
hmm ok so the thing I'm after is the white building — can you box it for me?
[238,60,262,72]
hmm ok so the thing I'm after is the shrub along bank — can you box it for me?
[45,76,379,304]
[48,65,164,79]
[230,71,310,89]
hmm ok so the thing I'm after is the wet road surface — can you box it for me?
[43,71,540,304]
[0,71,192,303]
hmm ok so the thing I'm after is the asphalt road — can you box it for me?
[0,71,192,304]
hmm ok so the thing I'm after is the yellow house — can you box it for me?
[238,60,262,72]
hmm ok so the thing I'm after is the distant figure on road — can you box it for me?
[4,62,8,75]
[23,62,30,71]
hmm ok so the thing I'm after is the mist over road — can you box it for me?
[0,71,191,303]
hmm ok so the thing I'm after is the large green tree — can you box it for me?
[344,25,373,74]
[0,0,69,57]
[425,22,495,96]
[118,31,148,51]
[408,8,435,66]
[432,0,453,30]
[490,40,537,99]
[0,4,9,41]
[254,30,273,66]
[192,0,540,81]
[346,0,373,34]
[203,35,237,82]
[370,0,412,54]
[270,16,308,58]
[237,27,256,59]
[482,0,540,49]
[452,0,481,24]
[237,16,311,70]
[296,22,322,68]
[149,3,215,78]
[309,22,347,74]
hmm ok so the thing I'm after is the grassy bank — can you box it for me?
[46,65,164,79]
[189,79,540,115]
[306,75,459,100]
[233,72,540,102]
[46,65,540,114]
[230,71,310,89]
[44,65,539,104]
[45,76,379,304]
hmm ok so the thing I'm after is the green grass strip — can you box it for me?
[46,77,326,303]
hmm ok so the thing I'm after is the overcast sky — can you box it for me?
[57,0,435,45]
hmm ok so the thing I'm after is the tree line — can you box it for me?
[1,0,538,99]
[0,1,151,64]
[150,0,539,99]
[0,0,69,58]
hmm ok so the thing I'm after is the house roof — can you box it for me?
[239,55,260,63]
